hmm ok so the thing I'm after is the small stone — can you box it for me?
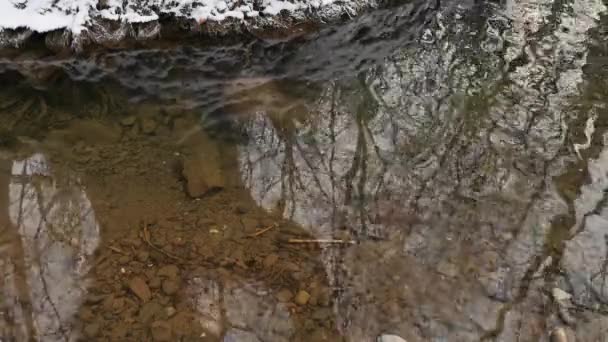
[275,289,294,303]
[124,237,143,248]
[120,116,137,126]
[162,279,179,295]
[158,295,171,306]
[377,334,407,342]
[550,327,569,342]
[141,117,158,134]
[111,297,126,313]
[136,250,150,263]
[118,255,131,264]
[303,319,316,331]
[84,322,100,338]
[139,301,165,324]
[282,262,300,272]
[182,154,224,198]
[381,300,401,319]
[85,293,106,304]
[102,295,115,312]
[291,272,306,281]
[111,324,128,339]
[129,276,152,302]
[166,307,177,317]
[157,265,180,279]
[263,254,279,268]
[480,250,500,270]
[295,290,311,305]
[318,287,331,307]
[552,288,572,302]
[309,328,338,342]
[312,308,332,321]
[240,217,260,234]
[150,320,172,341]
[149,276,162,289]
[437,261,459,278]
[234,204,249,215]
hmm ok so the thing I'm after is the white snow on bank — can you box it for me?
[0,0,96,33]
[0,0,344,35]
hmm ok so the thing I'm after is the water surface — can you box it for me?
[1,0,608,341]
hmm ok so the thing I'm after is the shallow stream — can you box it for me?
[1,0,608,341]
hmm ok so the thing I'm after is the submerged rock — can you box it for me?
[552,288,572,302]
[162,279,180,295]
[139,301,166,324]
[550,327,570,342]
[150,320,172,341]
[141,117,158,135]
[275,289,294,303]
[121,116,137,126]
[295,290,311,305]
[263,254,279,268]
[377,334,407,342]
[182,154,224,198]
[437,261,458,278]
[157,265,180,279]
[129,276,152,302]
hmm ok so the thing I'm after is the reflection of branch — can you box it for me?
[34,180,49,241]
[328,83,338,227]
[14,162,28,232]
[293,139,330,201]
[356,119,368,236]
[38,258,69,341]
[3,163,36,340]
[342,87,370,235]
[565,271,608,307]
[362,111,389,202]
[281,137,295,218]
[412,119,465,208]
[343,116,365,206]
[590,234,608,300]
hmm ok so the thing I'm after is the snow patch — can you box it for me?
[0,0,342,35]
[0,0,96,34]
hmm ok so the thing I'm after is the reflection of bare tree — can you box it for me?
[0,153,100,341]
[237,0,607,339]
[0,156,34,341]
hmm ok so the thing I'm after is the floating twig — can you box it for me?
[139,224,183,261]
[287,239,355,245]
[108,246,128,255]
[249,224,276,237]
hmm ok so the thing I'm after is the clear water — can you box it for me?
[1,0,608,341]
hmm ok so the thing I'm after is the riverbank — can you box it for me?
[0,0,381,51]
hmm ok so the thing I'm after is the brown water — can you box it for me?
[2,1,608,341]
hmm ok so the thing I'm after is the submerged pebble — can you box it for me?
[550,327,569,342]
[129,276,152,302]
[276,289,294,303]
[377,334,407,342]
[150,320,172,341]
[295,290,311,305]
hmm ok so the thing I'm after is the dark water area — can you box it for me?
[1,0,608,341]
